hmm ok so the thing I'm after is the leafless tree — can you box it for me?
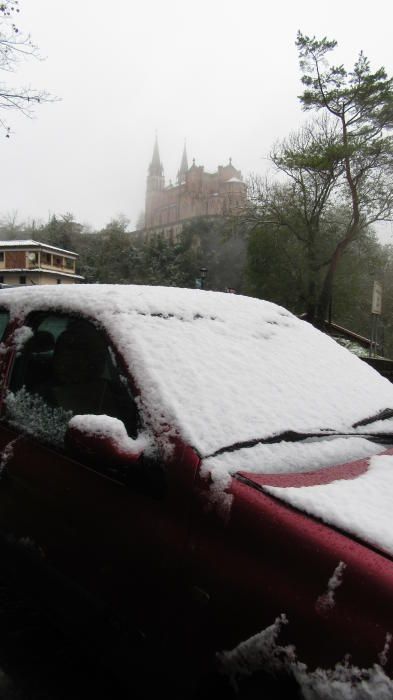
[0,1,54,135]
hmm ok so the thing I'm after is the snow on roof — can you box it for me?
[1,268,83,279]
[0,240,78,256]
[1,284,393,461]
[225,177,244,183]
[1,267,85,280]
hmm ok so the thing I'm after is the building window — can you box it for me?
[42,252,52,265]
[54,256,63,267]
[0,253,4,262]
[57,279,61,284]
[65,258,74,270]
[0,276,3,283]
[19,276,26,285]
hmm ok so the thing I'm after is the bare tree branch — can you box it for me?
[0,0,56,135]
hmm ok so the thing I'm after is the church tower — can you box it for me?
[141,136,247,235]
[145,136,165,228]
[177,142,189,184]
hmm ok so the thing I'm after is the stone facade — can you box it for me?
[142,139,247,237]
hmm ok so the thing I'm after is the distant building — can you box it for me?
[0,240,84,286]
[138,138,247,241]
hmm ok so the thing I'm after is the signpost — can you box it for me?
[195,268,207,290]
[199,267,207,290]
[370,281,383,357]
[371,281,382,315]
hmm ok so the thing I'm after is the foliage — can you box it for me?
[0,210,33,238]
[242,178,386,326]
[242,117,345,317]
[244,192,311,313]
[294,32,393,325]
[373,244,393,357]
[177,218,246,292]
[8,214,245,292]
[239,35,393,328]
[3,207,393,356]
[39,214,82,250]
[331,229,386,331]
[239,185,389,351]
[85,218,138,284]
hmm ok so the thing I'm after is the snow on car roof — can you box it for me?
[1,283,393,458]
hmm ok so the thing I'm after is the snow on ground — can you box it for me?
[218,613,393,700]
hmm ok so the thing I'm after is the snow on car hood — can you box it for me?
[2,284,393,459]
[262,453,393,559]
[201,435,391,498]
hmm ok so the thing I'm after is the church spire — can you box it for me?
[149,135,163,177]
[146,134,165,200]
[177,141,188,184]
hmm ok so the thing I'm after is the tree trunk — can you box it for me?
[313,117,361,330]
[314,226,359,328]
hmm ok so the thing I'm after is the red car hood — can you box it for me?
[238,455,371,488]
[237,446,393,560]
[218,448,393,677]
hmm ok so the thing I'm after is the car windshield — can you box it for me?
[2,285,393,464]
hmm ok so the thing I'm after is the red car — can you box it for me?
[0,284,393,697]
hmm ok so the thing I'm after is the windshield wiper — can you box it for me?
[206,428,393,459]
[352,408,393,428]
[206,430,341,458]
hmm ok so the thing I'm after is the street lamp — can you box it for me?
[199,267,208,290]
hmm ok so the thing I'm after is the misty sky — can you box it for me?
[1,0,393,236]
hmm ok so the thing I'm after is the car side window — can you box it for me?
[5,313,140,450]
[0,310,9,342]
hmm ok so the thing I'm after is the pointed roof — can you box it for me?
[177,142,189,183]
[148,136,164,177]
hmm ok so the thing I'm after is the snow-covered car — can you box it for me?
[0,284,393,697]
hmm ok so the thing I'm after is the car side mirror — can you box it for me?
[65,414,148,469]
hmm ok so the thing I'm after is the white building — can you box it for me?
[0,240,84,286]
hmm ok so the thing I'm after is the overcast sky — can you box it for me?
[1,0,393,237]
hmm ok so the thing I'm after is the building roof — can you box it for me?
[0,268,84,279]
[0,240,78,257]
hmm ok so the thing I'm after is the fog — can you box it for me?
[1,0,393,233]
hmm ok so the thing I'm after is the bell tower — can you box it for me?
[145,136,165,228]
[177,142,189,184]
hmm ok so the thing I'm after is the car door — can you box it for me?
[0,311,200,652]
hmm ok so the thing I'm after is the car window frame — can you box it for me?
[0,308,10,343]
[2,310,144,476]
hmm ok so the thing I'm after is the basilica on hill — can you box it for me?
[138,138,247,241]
